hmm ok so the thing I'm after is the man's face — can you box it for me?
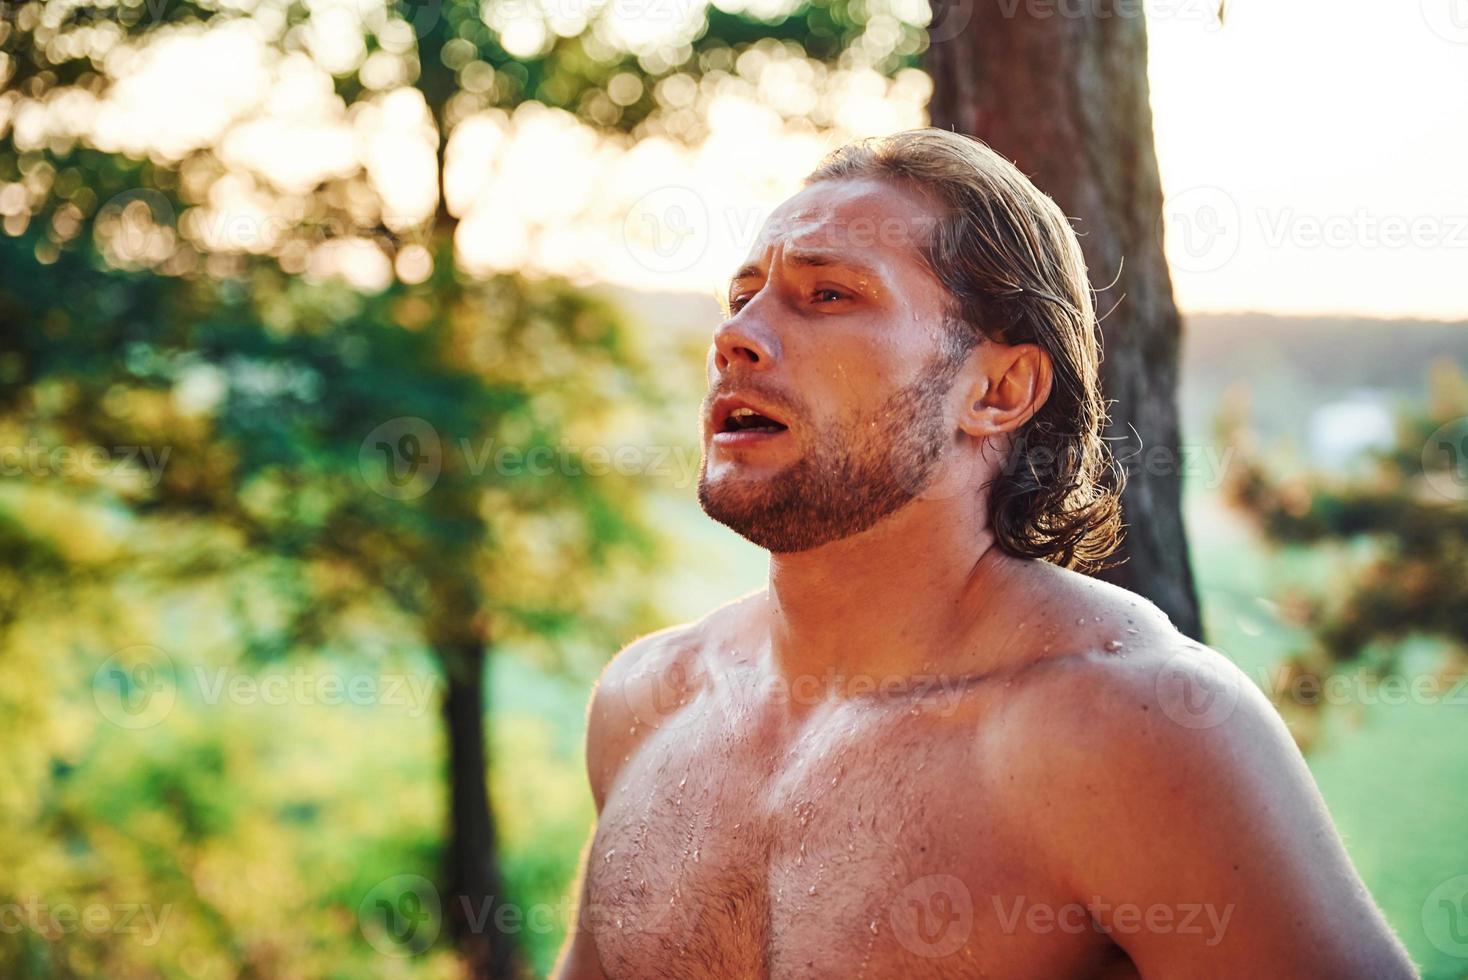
[697,177,973,552]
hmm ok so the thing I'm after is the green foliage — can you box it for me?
[1221,360,1468,747]
[0,0,924,972]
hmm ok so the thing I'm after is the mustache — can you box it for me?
[703,381,806,424]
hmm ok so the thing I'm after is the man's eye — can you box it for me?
[811,288,848,304]
[727,295,749,314]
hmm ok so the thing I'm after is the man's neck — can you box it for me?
[762,497,1016,698]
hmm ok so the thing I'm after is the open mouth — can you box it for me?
[722,407,788,435]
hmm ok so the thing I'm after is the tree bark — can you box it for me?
[925,0,1203,639]
[442,638,525,979]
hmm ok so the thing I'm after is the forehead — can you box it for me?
[740,176,942,275]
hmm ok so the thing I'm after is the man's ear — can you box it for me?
[957,342,1054,438]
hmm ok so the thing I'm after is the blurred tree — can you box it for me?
[0,211,665,975]
[927,0,1218,638]
[3,0,1225,973]
[1,2,937,973]
[1221,361,1468,750]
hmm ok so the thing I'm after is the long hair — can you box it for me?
[804,128,1124,571]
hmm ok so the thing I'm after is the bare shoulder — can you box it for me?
[583,589,764,809]
[996,563,1288,790]
[984,566,1414,974]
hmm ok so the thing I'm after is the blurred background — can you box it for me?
[2,0,1467,976]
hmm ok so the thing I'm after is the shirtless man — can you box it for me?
[553,128,1416,978]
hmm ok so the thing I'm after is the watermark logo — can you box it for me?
[1154,650,1242,729]
[359,874,442,957]
[1161,186,1242,274]
[92,645,178,730]
[1421,0,1468,44]
[889,874,973,958]
[926,0,975,42]
[1422,874,1468,957]
[623,186,711,275]
[94,189,176,268]
[1422,417,1468,501]
[621,655,703,731]
[993,895,1233,944]
[0,897,173,946]
[359,417,443,500]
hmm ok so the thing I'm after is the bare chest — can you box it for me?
[585,694,1110,980]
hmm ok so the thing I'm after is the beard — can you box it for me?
[697,351,966,553]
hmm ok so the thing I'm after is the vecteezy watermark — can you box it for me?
[1258,664,1468,710]
[1422,417,1468,502]
[889,875,974,958]
[359,875,442,958]
[92,646,438,728]
[458,439,702,488]
[992,895,1234,945]
[922,0,975,43]
[620,658,978,731]
[1163,187,1468,274]
[1422,874,1468,958]
[356,417,704,499]
[620,195,946,277]
[191,665,437,717]
[0,439,171,488]
[622,186,712,275]
[0,896,173,947]
[1153,649,1245,729]
[358,417,443,501]
[995,0,1223,29]
[1420,0,1468,44]
[1160,186,1243,274]
[357,875,675,957]
[92,645,178,730]
[1256,209,1468,251]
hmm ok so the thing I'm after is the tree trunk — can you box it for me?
[442,639,525,979]
[925,1,1203,639]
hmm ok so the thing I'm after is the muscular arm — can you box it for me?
[1012,642,1417,977]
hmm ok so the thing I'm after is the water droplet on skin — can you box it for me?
[869,919,879,935]
[808,884,818,895]
[679,776,688,789]
[1093,616,1102,622]
[616,915,624,929]
[1126,627,1140,634]
[1076,618,1086,626]
[1105,639,1124,653]
[693,848,701,863]
[604,849,616,862]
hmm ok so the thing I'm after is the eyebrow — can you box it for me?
[727,249,881,292]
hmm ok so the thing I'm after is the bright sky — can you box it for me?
[1146,0,1468,319]
[14,0,1468,319]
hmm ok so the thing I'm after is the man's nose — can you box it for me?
[712,303,779,373]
